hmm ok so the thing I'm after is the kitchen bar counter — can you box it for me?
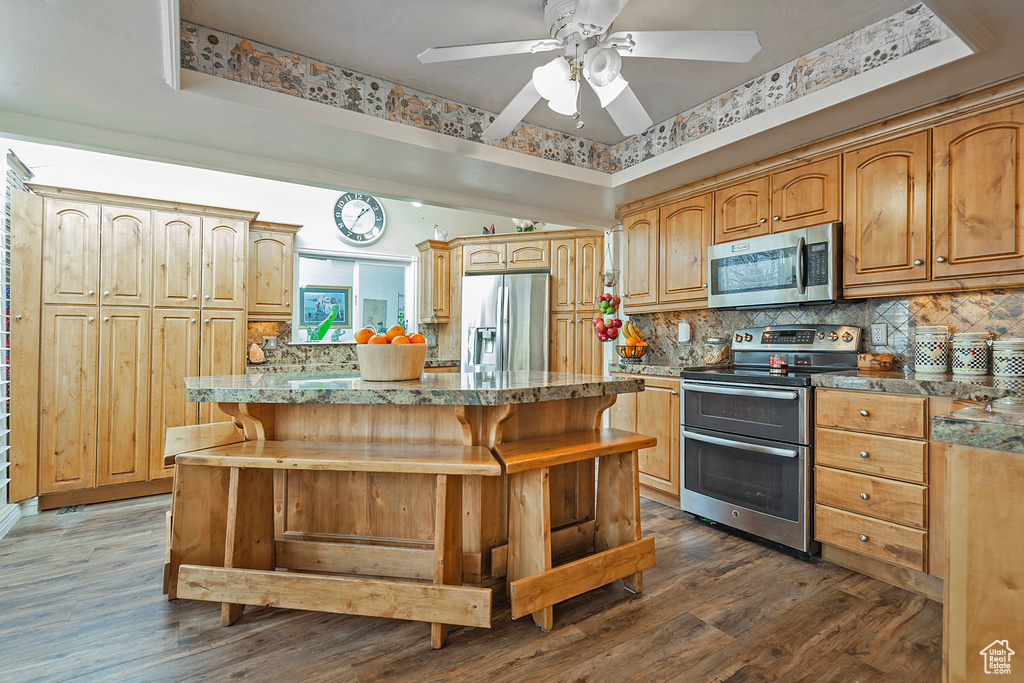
[931,402,1024,454]
[245,358,460,375]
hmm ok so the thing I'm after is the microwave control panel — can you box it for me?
[806,242,830,286]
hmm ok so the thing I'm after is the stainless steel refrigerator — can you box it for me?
[461,273,550,373]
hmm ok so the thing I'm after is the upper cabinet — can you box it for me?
[623,208,659,307]
[714,176,770,243]
[659,193,713,305]
[100,205,152,307]
[42,199,101,306]
[551,236,601,313]
[507,240,550,269]
[932,103,1024,279]
[417,240,451,323]
[201,217,246,309]
[153,212,202,308]
[247,221,299,318]
[843,132,930,288]
[464,243,506,272]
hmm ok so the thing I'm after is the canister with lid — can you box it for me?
[992,337,1024,377]
[950,332,993,375]
[913,325,950,373]
[704,338,731,366]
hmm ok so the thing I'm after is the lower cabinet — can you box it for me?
[550,314,603,375]
[150,309,201,480]
[198,311,247,425]
[610,374,680,505]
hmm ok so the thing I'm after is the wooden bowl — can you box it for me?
[857,353,894,371]
[356,343,428,381]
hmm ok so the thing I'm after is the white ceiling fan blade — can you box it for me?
[418,38,560,64]
[573,0,631,31]
[607,30,761,63]
[604,84,653,136]
[585,72,629,108]
[482,79,543,142]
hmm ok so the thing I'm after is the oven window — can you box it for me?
[684,434,800,521]
[709,246,799,296]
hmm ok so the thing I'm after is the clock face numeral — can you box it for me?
[334,192,386,246]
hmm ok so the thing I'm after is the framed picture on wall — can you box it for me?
[299,285,352,329]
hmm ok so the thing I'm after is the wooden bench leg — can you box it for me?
[221,466,276,626]
[596,450,644,593]
[168,464,232,601]
[508,467,553,631]
[431,473,464,649]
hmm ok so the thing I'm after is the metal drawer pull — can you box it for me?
[859,535,868,542]
[682,429,798,458]
[936,256,947,263]
[913,259,924,266]
[859,451,869,458]
[683,383,799,400]
[860,493,869,500]
[14,315,21,320]
[860,410,869,417]
[645,386,678,395]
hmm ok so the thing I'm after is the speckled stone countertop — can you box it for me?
[608,363,697,378]
[809,370,1022,402]
[245,359,460,375]
[187,370,645,406]
[932,402,1024,454]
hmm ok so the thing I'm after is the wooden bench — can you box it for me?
[495,427,657,631]
[165,433,501,649]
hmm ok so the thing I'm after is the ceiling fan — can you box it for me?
[417,0,761,141]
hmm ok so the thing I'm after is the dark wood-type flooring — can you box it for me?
[0,495,942,682]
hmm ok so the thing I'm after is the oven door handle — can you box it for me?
[796,236,806,294]
[682,383,799,400]
[682,429,799,458]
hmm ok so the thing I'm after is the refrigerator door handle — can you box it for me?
[500,284,510,371]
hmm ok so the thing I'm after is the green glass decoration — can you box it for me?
[313,304,339,341]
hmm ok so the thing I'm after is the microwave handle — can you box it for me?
[682,429,799,458]
[796,236,806,294]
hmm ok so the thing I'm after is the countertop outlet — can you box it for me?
[870,323,887,346]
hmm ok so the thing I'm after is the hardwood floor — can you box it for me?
[0,495,942,682]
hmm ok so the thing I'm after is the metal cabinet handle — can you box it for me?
[205,294,211,299]
[285,302,290,306]
[859,535,869,542]
[103,291,110,296]
[702,283,708,288]
[192,294,198,299]
[191,319,197,323]
[860,410,869,417]
[773,215,780,221]
[204,319,210,324]
[859,451,869,458]
[645,387,678,395]
[913,259,924,266]
[102,317,109,322]
[936,256,947,263]
[14,315,22,320]
[577,300,582,304]
[87,316,95,322]
[860,492,869,500]
[88,290,95,296]
[759,217,767,224]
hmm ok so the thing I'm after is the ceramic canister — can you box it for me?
[914,325,951,373]
[950,332,993,375]
[992,338,1024,377]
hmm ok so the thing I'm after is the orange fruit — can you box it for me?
[391,335,411,344]
[354,326,376,344]
[368,334,389,344]
[408,333,426,344]
[385,324,406,342]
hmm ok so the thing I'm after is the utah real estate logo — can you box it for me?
[980,640,1014,675]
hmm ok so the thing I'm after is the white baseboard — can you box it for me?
[0,503,21,540]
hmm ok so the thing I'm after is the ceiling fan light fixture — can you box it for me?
[547,80,580,115]
[532,58,572,101]
[583,46,622,87]
[588,73,629,108]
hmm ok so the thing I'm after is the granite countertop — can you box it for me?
[607,363,698,378]
[246,359,460,375]
[932,401,1024,454]
[187,370,645,406]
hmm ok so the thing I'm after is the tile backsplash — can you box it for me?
[629,288,1024,369]
[246,322,441,366]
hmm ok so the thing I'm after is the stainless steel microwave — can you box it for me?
[706,223,841,309]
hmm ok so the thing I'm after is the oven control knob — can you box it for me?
[743,333,753,342]
[842,332,853,343]
[734,334,743,343]
[828,331,839,341]
[817,332,826,339]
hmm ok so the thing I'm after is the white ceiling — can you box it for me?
[0,1,1023,229]
[180,0,921,144]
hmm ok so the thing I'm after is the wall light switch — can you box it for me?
[869,323,888,346]
[262,336,278,350]
[678,320,692,345]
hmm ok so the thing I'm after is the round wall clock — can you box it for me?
[333,192,386,246]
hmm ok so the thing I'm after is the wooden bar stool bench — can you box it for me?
[495,427,658,631]
[165,436,501,649]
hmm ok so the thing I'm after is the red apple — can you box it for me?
[595,322,607,333]
[593,317,602,326]
[612,319,622,328]
[607,328,619,339]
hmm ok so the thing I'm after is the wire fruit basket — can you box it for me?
[617,344,647,364]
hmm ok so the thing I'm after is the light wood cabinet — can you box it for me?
[464,243,506,272]
[100,205,152,307]
[623,208,658,307]
[658,193,712,304]
[417,241,451,323]
[153,212,202,308]
[576,236,601,311]
[714,176,770,243]
[549,235,603,375]
[42,199,100,306]
[933,103,1024,279]
[150,309,201,481]
[199,310,247,425]
[201,216,246,309]
[769,155,841,233]
[843,132,930,288]
[609,374,679,505]
[550,313,576,374]
[507,240,550,269]
[247,221,299,318]
[96,308,150,486]
[551,239,575,313]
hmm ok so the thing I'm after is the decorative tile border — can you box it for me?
[180,3,954,174]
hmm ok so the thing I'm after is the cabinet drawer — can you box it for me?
[815,389,928,439]
[815,466,926,528]
[815,427,927,483]
[507,240,550,269]
[815,504,926,572]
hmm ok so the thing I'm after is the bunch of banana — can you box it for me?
[622,320,648,346]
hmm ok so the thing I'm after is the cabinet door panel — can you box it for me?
[659,193,712,304]
[623,209,659,307]
[97,308,150,486]
[100,205,151,306]
[201,217,246,309]
[200,310,246,424]
[507,240,550,269]
[150,310,200,479]
[248,229,294,314]
[576,315,602,376]
[770,156,840,233]
[432,250,451,320]
[550,313,575,374]
[464,244,506,272]
[42,200,100,306]
[933,105,1024,278]
[576,236,601,311]
[551,239,575,312]
[39,307,99,493]
[843,133,930,287]
[608,378,637,432]
[635,378,680,496]
[153,212,201,308]
[714,176,770,243]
